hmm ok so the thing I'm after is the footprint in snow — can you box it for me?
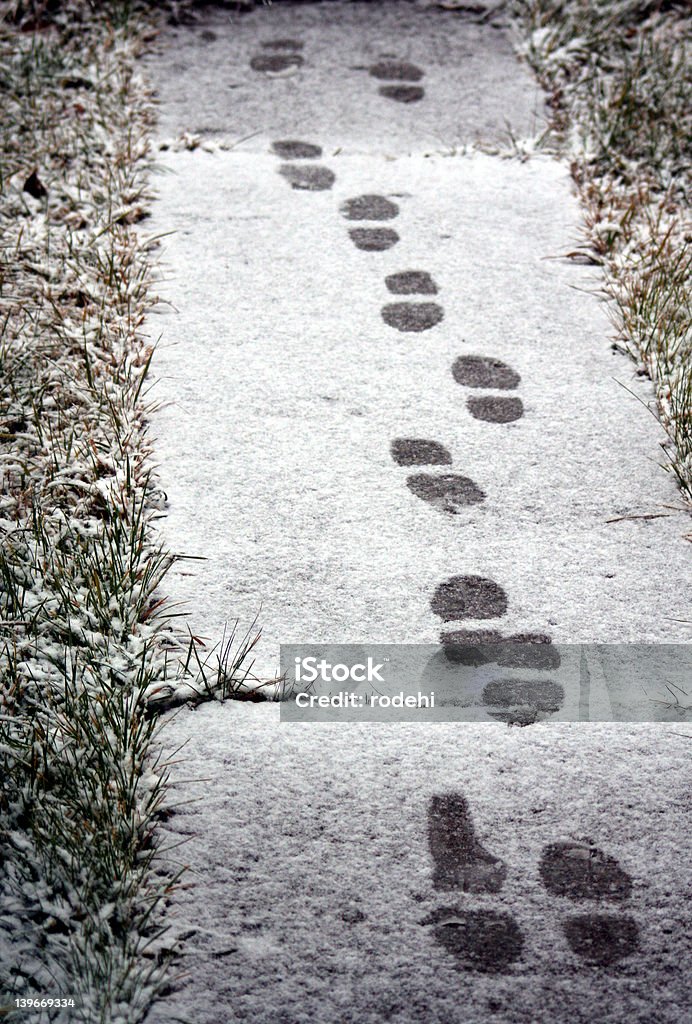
[250,38,304,74]
[260,39,304,51]
[270,139,335,191]
[391,437,484,516]
[279,165,336,191]
[341,194,401,250]
[368,59,426,103]
[421,793,641,973]
[340,194,400,220]
[421,793,522,973]
[441,628,562,671]
[385,270,438,295]
[250,53,304,73]
[539,841,640,965]
[382,301,444,332]
[349,227,400,251]
[382,267,443,332]
[431,574,508,621]
[452,354,523,423]
[271,140,323,159]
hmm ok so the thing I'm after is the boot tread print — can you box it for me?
[420,908,524,974]
[539,840,640,966]
[423,797,640,972]
[428,793,507,893]
[422,793,523,973]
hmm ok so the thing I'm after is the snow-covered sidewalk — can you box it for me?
[147,705,689,1024]
[141,2,691,1021]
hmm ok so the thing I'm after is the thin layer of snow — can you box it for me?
[147,703,691,1024]
[147,144,690,677]
[140,2,691,1021]
[145,0,540,154]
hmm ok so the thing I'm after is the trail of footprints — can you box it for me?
[254,35,640,976]
[266,124,551,717]
[251,36,425,103]
[340,193,445,333]
[332,154,547,724]
[422,793,639,973]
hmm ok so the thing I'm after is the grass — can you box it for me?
[0,2,260,1020]
[511,0,691,501]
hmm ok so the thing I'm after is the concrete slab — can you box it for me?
[141,2,691,1021]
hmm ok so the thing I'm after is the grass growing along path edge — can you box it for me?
[511,0,691,506]
[0,3,259,1020]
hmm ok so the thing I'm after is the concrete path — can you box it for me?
[141,2,691,1021]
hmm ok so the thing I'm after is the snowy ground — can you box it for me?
[141,2,691,1021]
[147,706,690,1024]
